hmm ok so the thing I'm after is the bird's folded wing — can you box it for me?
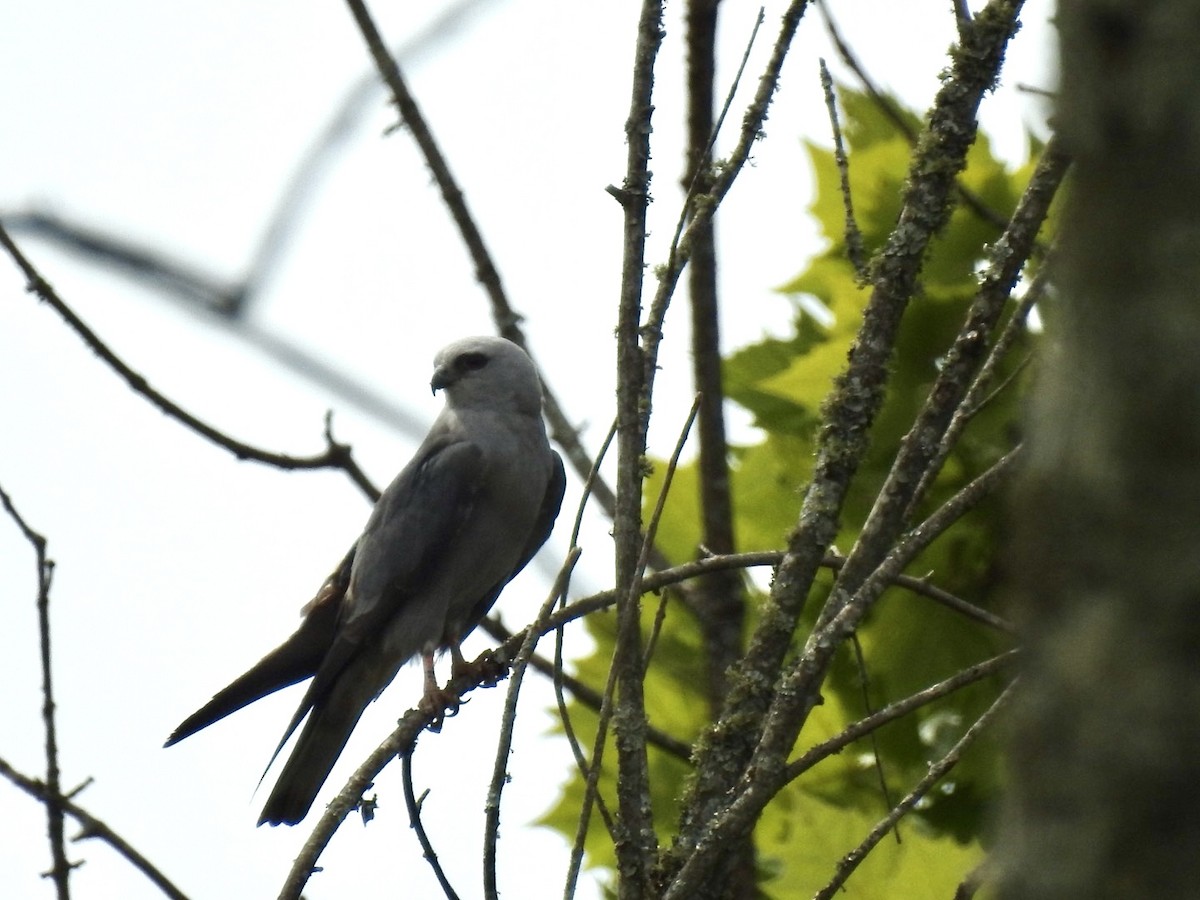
[260,434,485,770]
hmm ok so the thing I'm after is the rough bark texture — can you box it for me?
[682,0,755,895]
[666,6,1025,888]
[998,1,1200,896]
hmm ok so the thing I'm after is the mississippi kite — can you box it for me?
[165,336,565,826]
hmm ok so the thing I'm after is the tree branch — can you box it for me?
[402,752,461,900]
[483,549,581,900]
[784,651,1016,782]
[0,483,73,897]
[818,133,1067,636]
[811,684,1015,900]
[667,447,1019,896]
[609,0,667,891]
[0,755,189,900]
[0,223,381,501]
[641,0,811,409]
[819,59,867,277]
[669,2,1025,879]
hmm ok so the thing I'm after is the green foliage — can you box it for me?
[543,87,1045,896]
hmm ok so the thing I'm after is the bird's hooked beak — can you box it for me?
[430,366,453,395]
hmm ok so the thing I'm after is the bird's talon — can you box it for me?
[418,685,463,732]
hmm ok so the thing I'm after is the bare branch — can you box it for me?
[277,662,507,899]
[610,0,669,892]
[480,616,692,762]
[0,483,73,897]
[816,0,1023,239]
[814,136,1067,647]
[848,634,900,842]
[911,255,1055,509]
[681,18,757,815]
[819,59,867,277]
[0,223,381,501]
[638,396,701,669]
[899,136,1068,517]
[402,752,461,900]
[812,684,1015,900]
[484,549,582,900]
[563,645,621,900]
[0,755,189,900]
[641,1,810,405]
[2,211,434,440]
[784,652,1016,781]
[535,547,1013,640]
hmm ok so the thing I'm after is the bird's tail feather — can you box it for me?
[164,598,339,747]
[256,673,378,826]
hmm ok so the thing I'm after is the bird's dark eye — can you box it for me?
[458,351,489,372]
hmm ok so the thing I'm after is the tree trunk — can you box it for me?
[998,2,1200,896]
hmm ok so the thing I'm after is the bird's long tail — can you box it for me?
[256,664,382,826]
[164,595,339,747]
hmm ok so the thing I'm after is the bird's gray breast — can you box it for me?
[452,428,546,593]
[378,411,553,658]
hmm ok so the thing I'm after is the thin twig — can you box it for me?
[655,4,765,344]
[910,255,1054,510]
[563,621,624,900]
[241,0,495,306]
[811,685,1015,900]
[402,752,461,900]
[2,210,242,313]
[819,59,867,277]
[640,396,702,669]
[816,133,1066,643]
[555,427,648,899]
[682,3,755,730]
[640,1,809,415]
[481,616,692,762]
[849,634,899,843]
[537,549,1013,640]
[0,484,73,897]
[551,420,618,845]
[0,223,381,502]
[784,652,1016,781]
[816,0,1028,241]
[277,654,512,899]
[812,449,1022,669]
[820,552,1013,634]
[3,210,430,435]
[483,549,582,900]
[0,755,189,900]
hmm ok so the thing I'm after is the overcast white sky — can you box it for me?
[0,2,1053,898]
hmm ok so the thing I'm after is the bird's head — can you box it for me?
[430,336,544,416]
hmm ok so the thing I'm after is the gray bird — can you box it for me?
[165,336,565,826]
